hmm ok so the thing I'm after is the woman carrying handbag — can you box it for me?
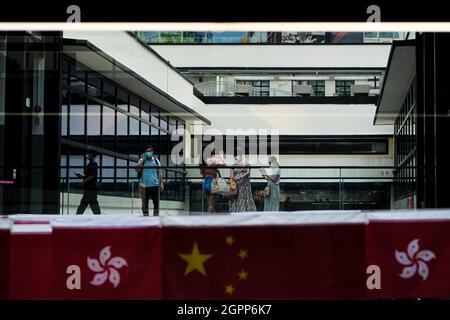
[260,156,281,211]
[229,153,256,212]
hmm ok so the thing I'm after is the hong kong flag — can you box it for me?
[9,223,53,299]
[366,219,450,298]
[50,218,161,299]
[162,214,366,299]
[0,219,10,300]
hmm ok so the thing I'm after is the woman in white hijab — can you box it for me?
[229,151,257,212]
[260,156,281,211]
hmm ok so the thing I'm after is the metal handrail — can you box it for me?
[194,80,300,97]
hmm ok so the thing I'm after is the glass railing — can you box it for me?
[56,165,411,215]
[0,164,415,215]
[194,81,301,97]
[60,166,186,215]
[194,81,381,98]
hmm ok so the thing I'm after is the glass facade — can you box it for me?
[335,80,355,97]
[235,80,270,96]
[60,56,186,201]
[295,80,326,96]
[394,76,417,202]
[137,32,405,44]
[198,135,388,156]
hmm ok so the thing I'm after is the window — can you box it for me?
[71,65,86,93]
[117,89,128,112]
[130,117,140,136]
[236,80,270,96]
[160,113,168,130]
[394,77,416,201]
[169,118,177,135]
[141,123,150,151]
[116,158,127,182]
[101,155,114,180]
[200,135,388,155]
[141,101,151,123]
[364,32,377,38]
[86,100,101,147]
[87,100,101,135]
[151,105,160,136]
[87,73,102,98]
[129,95,140,141]
[62,60,70,87]
[60,57,185,201]
[61,89,69,136]
[295,80,325,96]
[335,80,354,97]
[379,32,394,38]
[69,92,85,136]
[129,95,140,118]
[102,106,115,136]
[252,80,270,96]
[103,81,116,106]
[141,122,149,136]
[69,155,85,171]
[60,155,67,180]
[117,111,128,136]
[309,80,325,96]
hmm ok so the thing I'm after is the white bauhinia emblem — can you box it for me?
[395,239,436,281]
[87,246,128,288]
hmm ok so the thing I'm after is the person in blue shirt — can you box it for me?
[136,146,164,216]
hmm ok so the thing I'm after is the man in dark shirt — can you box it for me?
[76,151,101,215]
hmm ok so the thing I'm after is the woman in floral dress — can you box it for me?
[229,154,257,212]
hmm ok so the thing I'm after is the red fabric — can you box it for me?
[162,224,366,299]
[366,220,450,299]
[0,228,9,300]
[51,226,161,299]
[5,215,450,299]
[9,232,52,299]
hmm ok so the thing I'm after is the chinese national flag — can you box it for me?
[51,225,161,299]
[162,224,366,299]
[366,220,450,298]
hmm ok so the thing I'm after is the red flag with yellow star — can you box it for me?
[162,214,366,299]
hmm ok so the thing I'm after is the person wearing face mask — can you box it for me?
[229,150,256,212]
[76,150,101,215]
[136,146,164,216]
[260,156,281,211]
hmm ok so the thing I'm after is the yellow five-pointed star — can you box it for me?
[225,235,235,246]
[179,242,213,276]
[225,284,235,295]
[238,270,249,280]
[238,249,248,260]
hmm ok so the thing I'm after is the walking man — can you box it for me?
[76,150,101,215]
[136,146,164,216]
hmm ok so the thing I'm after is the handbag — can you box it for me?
[211,171,231,194]
[255,184,271,200]
[203,176,213,191]
[263,184,271,197]
[224,179,238,198]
